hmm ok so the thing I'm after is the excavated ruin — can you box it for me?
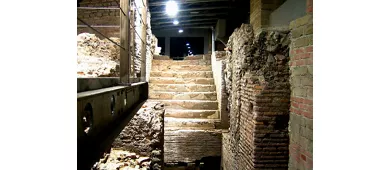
[77,33,120,77]
[94,102,165,170]
[222,24,291,169]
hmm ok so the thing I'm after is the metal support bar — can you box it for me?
[151,12,228,21]
[150,6,229,14]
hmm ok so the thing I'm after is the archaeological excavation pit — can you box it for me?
[77,0,313,169]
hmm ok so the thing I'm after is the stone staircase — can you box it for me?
[149,55,222,163]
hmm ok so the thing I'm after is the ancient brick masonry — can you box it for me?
[288,13,313,170]
[222,24,291,170]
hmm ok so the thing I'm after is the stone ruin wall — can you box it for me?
[77,0,157,79]
[94,102,165,170]
[222,24,291,170]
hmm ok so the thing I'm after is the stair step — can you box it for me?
[149,84,216,92]
[152,60,211,65]
[150,71,213,78]
[151,65,212,71]
[149,91,217,100]
[183,55,204,60]
[149,77,214,85]
[165,109,219,119]
[149,100,218,110]
[153,55,171,60]
[164,117,220,130]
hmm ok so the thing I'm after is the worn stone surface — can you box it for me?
[111,101,165,170]
[149,92,217,101]
[149,100,218,110]
[222,24,291,170]
[150,56,222,164]
[149,78,214,85]
[150,71,213,78]
[92,149,151,170]
[288,13,313,170]
[164,109,219,119]
[77,33,120,77]
[149,84,216,92]
[151,65,212,72]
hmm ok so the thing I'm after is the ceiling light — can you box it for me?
[166,1,179,17]
[186,43,189,46]
[178,29,183,33]
[188,47,190,49]
[173,20,179,25]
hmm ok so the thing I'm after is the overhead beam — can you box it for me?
[151,12,228,21]
[149,0,229,6]
[152,18,219,25]
[152,26,212,30]
[150,6,229,14]
[152,21,217,29]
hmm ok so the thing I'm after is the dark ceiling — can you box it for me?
[149,0,250,31]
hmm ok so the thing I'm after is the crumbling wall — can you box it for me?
[288,13,313,170]
[222,24,291,170]
[109,102,165,170]
[77,33,120,77]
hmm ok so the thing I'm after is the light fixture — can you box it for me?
[188,47,190,49]
[178,29,183,33]
[173,20,179,25]
[166,1,179,17]
[186,43,189,46]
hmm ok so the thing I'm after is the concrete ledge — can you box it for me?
[77,77,120,93]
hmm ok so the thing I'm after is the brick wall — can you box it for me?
[77,0,120,38]
[288,2,313,169]
[222,24,291,170]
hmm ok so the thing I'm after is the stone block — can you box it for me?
[294,36,310,48]
[293,87,307,97]
[291,26,304,39]
[301,76,313,86]
[306,87,313,99]
[305,24,313,35]
[292,66,308,76]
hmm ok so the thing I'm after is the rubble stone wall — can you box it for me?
[288,12,313,170]
[222,24,291,170]
[77,0,120,38]
[111,102,165,170]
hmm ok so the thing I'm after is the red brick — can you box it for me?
[305,46,313,53]
[302,98,313,105]
[295,48,305,54]
[301,154,307,161]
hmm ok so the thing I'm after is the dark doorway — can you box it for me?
[170,37,204,59]
[157,37,165,55]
